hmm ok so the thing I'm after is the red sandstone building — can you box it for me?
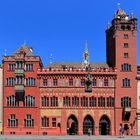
[2,8,138,136]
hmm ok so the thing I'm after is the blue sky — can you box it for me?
[0,0,139,66]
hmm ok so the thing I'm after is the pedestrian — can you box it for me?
[122,127,124,138]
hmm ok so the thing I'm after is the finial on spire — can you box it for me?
[117,3,121,9]
[50,53,53,64]
[4,49,7,56]
[130,11,134,19]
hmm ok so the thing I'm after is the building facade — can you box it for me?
[2,8,138,136]
[137,66,140,135]
[0,65,3,133]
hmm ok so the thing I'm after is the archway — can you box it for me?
[67,115,78,135]
[83,115,94,135]
[99,115,110,135]
[124,124,129,135]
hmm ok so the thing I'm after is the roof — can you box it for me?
[47,62,109,69]
[12,45,34,56]
[116,8,127,16]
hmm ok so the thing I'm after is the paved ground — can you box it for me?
[0,136,140,140]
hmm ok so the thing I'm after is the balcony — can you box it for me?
[15,84,24,91]
[15,69,25,76]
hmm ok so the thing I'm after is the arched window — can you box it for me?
[98,96,105,107]
[121,64,131,71]
[7,95,19,107]
[92,79,96,86]
[50,96,58,107]
[43,79,48,86]
[121,97,131,108]
[122,78,130,87]
[7,77,15,86]
[107,96,114,107]
[81,96,88,107]
[42,96,49,107]
[24,95,35,107]
[8,114,18,128]
[42,117,49,127]
[72,96,79,107]
[24,114,34,128]
[89,96,96,107]
[26,78,36,86]
[63,96,70,107]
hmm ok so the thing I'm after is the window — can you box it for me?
[9,64,15,71]
[42,96,49,107]
[26,78,36,86]
[26,64,33,71]
[6,77,15,86]
[121,97,131,107]
[50,96,58,107]
[69,79,73,86]
[43,79,47,86]
[107,96,114,107]
[104,79,108,87]
[16,61,23,69]
[52,118,56,127]
[63,96,70,107]
[121,64,131,71]
[72,96,79,107]
[24,95,35,107]
[124,43,129,48]
[8,114,18,128]
[124,34,128,39]
[98,96,105,107]
[89,96,96,107]
[92,79,96,87]
[53,79,58,86]
[42,117,49,127]
[7,95,19,107]
[81,96,88,107]
[81,79,85,86]
[15,76,23,85]
[24,114,34,128]
[124,53,128,58]
[122,78,130,87]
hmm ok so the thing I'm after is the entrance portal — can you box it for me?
[99,115,110,135]
[67,115,78,135]
[83,115,94,135]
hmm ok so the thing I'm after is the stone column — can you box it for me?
[78,110,83,135]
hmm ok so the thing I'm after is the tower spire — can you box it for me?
[82,40,89,68]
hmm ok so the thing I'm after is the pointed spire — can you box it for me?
[84,40,88,54]
[82,40,89,68]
